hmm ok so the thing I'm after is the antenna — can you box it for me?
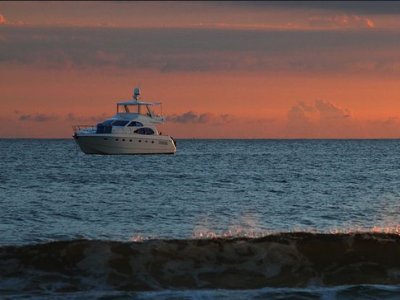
[133,87,141,100]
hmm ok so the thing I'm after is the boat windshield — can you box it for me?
[101,120,114,126]
[117,103,161,117]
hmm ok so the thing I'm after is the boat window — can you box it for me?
[134,127,155,135]
[102,120,114,126]
[97,120,113,134]
[128,121,144,127]
[112,120,129,127]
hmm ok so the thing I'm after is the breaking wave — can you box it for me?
[1,232,400,296]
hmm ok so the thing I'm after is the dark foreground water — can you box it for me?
[1,139,400,299]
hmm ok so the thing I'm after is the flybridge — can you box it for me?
[117,88,165,123]
[116,100,163,118]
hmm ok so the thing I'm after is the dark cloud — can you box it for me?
[65,113,108,123]
[18,113,58,122]
[1,26,400,74]
[168,111,210,124]
[168,111,233,124]
[16,112,108,123]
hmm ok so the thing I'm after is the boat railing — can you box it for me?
[72,125,96,134]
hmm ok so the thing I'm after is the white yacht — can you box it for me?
[73,88,176,155]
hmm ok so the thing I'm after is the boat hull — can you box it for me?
[73,134,176,155]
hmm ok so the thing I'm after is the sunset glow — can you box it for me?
[1,1,400,138]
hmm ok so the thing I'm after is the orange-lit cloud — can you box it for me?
[0,14,6,25]
[1,2,399,29]
[308,14,375,29]
[285,100,356,138]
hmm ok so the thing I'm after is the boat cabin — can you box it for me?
[96,118,157,135]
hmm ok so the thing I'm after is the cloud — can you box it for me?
[314,99,351,120]
[228,2,400,15]
[285,99,356,138]
[308,14,375,29]
[0,26,399,74]
[288,99,352,122]
[373,117,400,126]
[286,102,314,136]
[15,112,109,123]
[18,113,58,122]
[65,113,108,123]
[0,14,6,25]
[359,117,400,138]
[167,111,209,124]
[168,111,234,125]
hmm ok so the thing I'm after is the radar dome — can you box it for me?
[133,87,141,100]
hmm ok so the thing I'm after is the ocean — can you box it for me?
[1,139,400,299]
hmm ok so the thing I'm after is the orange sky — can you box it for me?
[0,2,400,138]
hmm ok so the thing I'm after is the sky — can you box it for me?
[1,1,400,138]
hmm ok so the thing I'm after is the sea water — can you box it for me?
[1,139,400,299]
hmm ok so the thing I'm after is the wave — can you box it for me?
[1,232,400,294]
